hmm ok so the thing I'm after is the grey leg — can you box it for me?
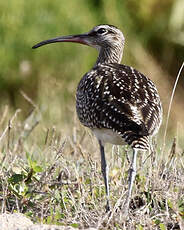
[99,140,110,212]
[124,148,138,213]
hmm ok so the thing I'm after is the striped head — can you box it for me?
[86,25,125,51]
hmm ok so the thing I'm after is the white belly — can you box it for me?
[92,128,126,145]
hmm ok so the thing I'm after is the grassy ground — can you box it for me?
[0,106,183,230]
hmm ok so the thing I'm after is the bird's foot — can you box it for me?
[105,201,111,213]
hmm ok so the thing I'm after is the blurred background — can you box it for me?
[0,0,184,148]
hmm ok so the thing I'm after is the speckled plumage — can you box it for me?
[76,62,162,150]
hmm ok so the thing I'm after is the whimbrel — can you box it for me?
[33,25,162,213]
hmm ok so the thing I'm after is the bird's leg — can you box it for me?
[124,148,138,214]
[99,140,110,212]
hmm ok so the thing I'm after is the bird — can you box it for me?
[32,24,162,214]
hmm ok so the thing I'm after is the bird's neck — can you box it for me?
[95,45,123,66]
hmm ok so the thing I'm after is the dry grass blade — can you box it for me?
[20,90,38,109]
[162,61,184,153]
[0,109,21,143]
[0,105,9,126]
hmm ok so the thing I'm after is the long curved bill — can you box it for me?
[32,33,90,49]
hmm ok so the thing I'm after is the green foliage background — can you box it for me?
[0,0,184,126]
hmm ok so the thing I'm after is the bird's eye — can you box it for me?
[97,28,107,34]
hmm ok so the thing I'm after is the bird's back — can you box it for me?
[76,63,162,150]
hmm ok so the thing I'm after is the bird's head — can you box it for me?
[32,24,125,51]
[84,25,125,51]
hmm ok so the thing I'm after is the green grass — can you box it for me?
[0,108,183,229]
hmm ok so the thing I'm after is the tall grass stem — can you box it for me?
[162,61,184,153]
